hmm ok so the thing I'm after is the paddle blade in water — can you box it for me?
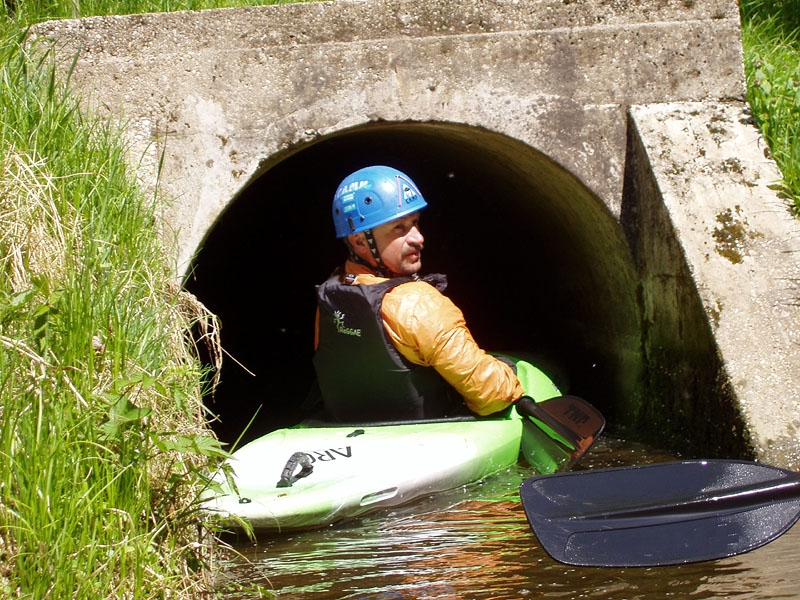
[520,459,800,567]
[516,395,605,473]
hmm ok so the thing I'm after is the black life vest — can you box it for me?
[313,272,465,422]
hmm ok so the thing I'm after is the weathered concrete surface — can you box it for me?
[627,102,800,467]
[30,0,744,275]
[26,0,800,466]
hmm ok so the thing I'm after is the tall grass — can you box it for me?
[740,0,800,209]
[0,17,234,600]
[2,0,303,22]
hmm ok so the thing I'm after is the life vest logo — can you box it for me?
[333,310,361,337]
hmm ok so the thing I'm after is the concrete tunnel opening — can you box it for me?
[184,121,644,448]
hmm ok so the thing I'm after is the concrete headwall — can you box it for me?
[30,0,800,467]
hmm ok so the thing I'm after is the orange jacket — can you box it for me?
[315,260,525,415]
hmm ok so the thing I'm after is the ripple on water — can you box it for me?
[218,436,800,599]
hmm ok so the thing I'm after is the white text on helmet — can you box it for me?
[337,180,370,197]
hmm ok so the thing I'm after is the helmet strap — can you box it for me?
[346,230,418,280]
[346,244,374,271]
[362,229,390,277]
[345,230,395,277]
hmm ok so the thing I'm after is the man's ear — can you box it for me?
[347,232,375,264]
[347,232,367,250]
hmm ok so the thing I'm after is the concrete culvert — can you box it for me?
[35,0,800,467]
[184,121,643,447]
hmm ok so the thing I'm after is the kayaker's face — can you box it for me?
[349,212,424,276]
[373,212,424,275]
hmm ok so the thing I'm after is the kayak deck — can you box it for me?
[202,357,573,532]
[204,415,524,531]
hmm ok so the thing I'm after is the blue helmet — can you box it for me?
[332,165,427,238]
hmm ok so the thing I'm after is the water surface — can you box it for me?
[217,436,800,599]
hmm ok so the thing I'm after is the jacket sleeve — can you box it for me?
[380,281,525,416]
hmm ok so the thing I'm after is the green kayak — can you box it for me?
[202,357,603,532]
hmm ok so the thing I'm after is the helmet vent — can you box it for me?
[364,196,373,205]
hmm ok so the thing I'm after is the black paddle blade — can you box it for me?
[516,396,605,473]
[520,459,800,567]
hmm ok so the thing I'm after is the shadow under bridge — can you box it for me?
[184,121,642,447]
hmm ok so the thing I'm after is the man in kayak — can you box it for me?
[313,165,525,422]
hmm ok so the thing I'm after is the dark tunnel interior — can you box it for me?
[184,122,641,447]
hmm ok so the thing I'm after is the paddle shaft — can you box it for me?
[574,471,800,522]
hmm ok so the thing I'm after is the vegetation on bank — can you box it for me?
[741,0,800,211]
[0,2,271,598]
[0,0,797,599]
[0,19,231,600]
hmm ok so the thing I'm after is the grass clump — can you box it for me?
[740,0,800,210]
[1,0,305,22]
[0,19,235,600]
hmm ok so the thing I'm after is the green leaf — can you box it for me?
[99,394,152,439]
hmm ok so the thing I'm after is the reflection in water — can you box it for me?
[217,436,800,599]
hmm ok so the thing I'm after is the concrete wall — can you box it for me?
[627,102,800,467]
[29,0,800,467]
[30,0,744,274]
